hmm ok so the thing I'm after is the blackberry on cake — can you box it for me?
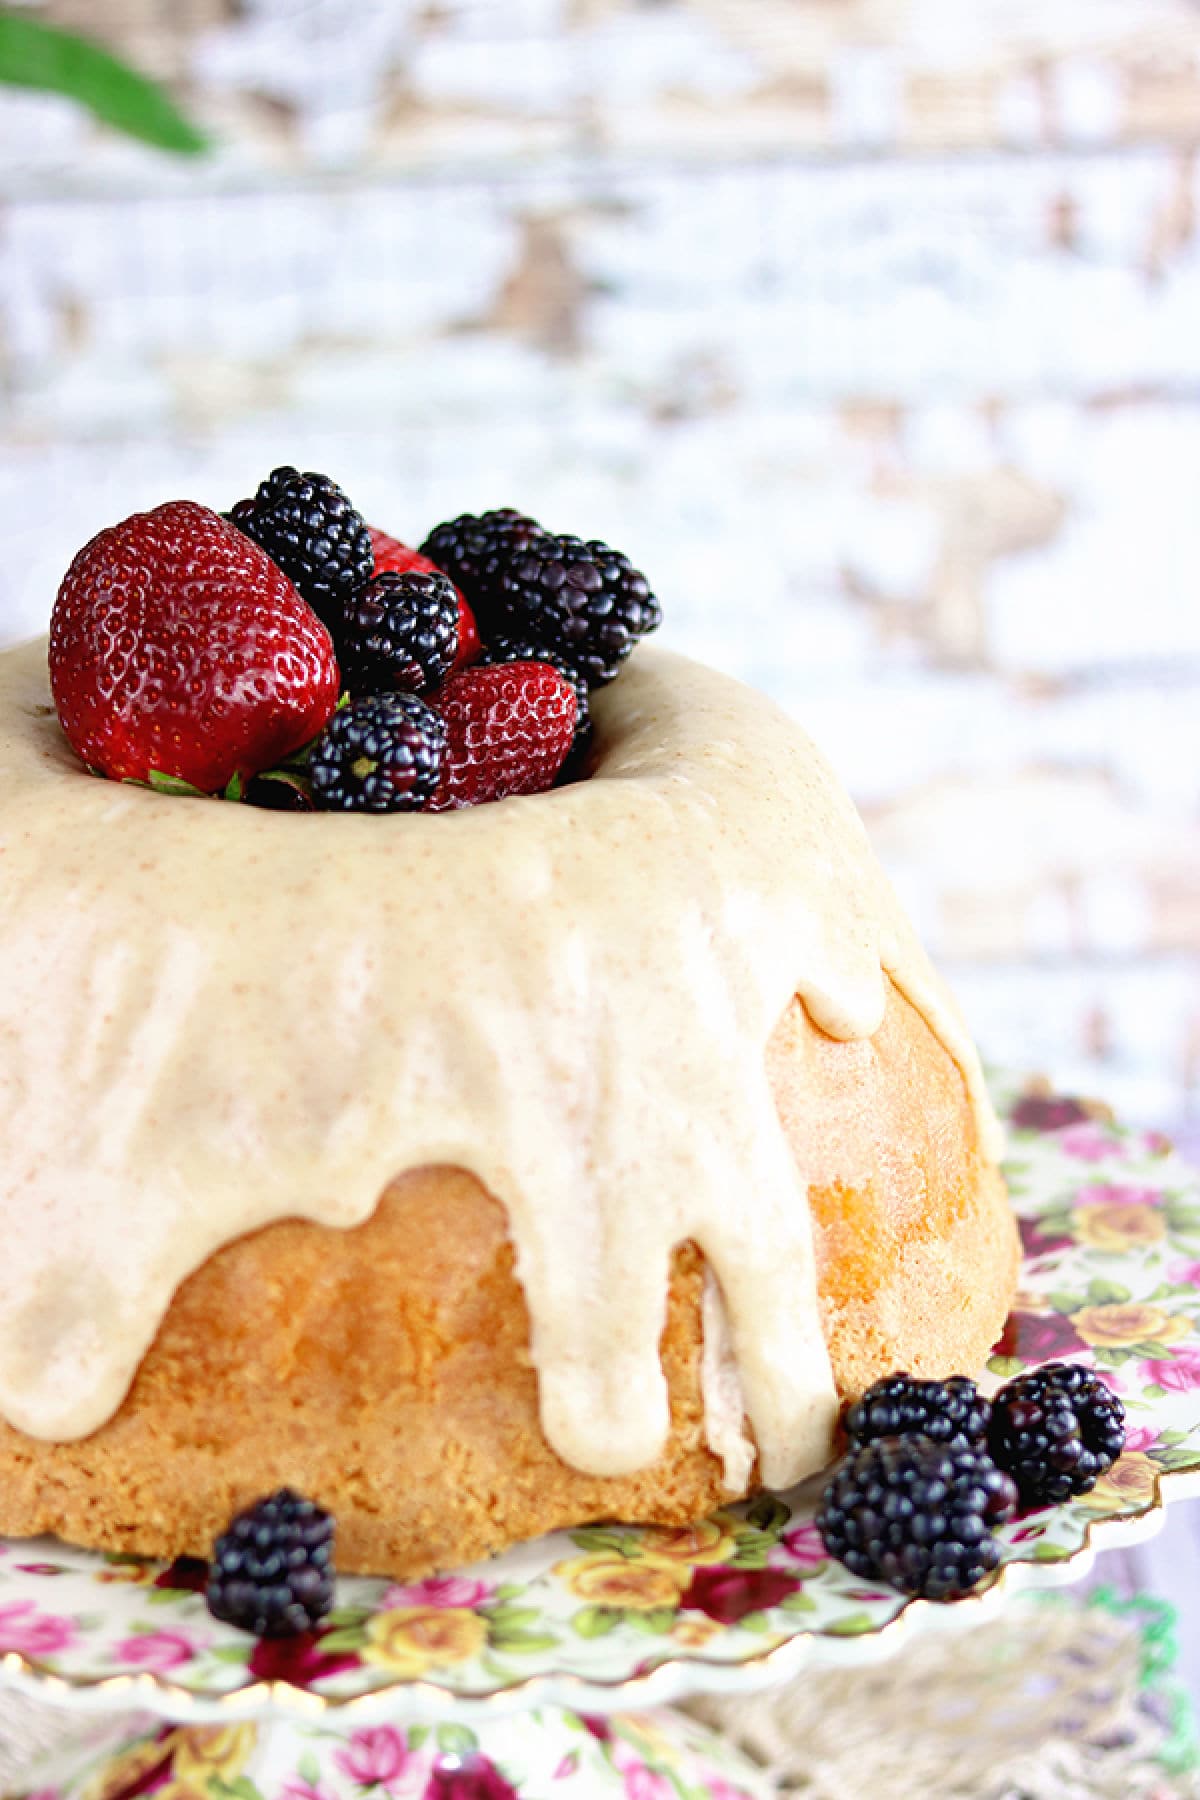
[421,511,661,686]
[988,1362,1126,1505]
[845,1373,991,1453]
[818,1435,1018,1601]
[207,1488,335,1638]
[419,508,544,627]
[230,467,374,632]
[310,692,446,813]
[488,533,660,687]
[340,569,460,696]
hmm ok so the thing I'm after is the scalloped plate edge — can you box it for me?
[3,1464,1197,1727]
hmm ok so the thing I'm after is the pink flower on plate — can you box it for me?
[1123,1424,1159,1454]
[1056,1123,1122,1163]
[113,1630,198,1673]
[1143,1344,1200,1392]
[282,1782,337,1800]
[335,1726,413,1791]
[780,1521,828,1569]
[621,1765,674,1800]
[1169,1259,1200,1290]
[423,1755,519,1800]
[706,1782,755,1800]
[380,1574,491,1612]
[0,1601,76,1658]
[1076,1182,1164,1209]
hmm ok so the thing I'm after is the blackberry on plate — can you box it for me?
[310,692,446,813]
[340,569,459,696]
[486,532,661,688]
[818,1435,1018,1602]
[419,508,545,625]
[482,633,592,758]
[988,1361,1126,1506]
[230,467,373,632]
[206,1488,335,1638]
[845,1373,991,1453]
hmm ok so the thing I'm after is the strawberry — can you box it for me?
[369,525,480,672]
[49,500,340,794]
[429,661,577,811]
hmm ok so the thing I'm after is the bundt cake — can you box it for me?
[0,620,1017,1580]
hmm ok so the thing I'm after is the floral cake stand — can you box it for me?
[5,1082,1200,1800]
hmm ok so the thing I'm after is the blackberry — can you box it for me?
[206,1488,335,1638]
[482,634,592,758]
[340,569,460,696]
[419,508,545,621]
[988,1362,1126,1506]
[487,533,660,688]
[310,692,446,813]
[845,1373,991,1454]
[818,1436,1018,1602]
[230,467,373,632]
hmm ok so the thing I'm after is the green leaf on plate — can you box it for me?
[1031,1541,1072,1563]
[298,1753,322,1789]
[316,1625,369,1654]
[571,1605,621,1639]
[825,1611,877,1637]
[1086,1277,1132,1305]
[487,1627,560,1654]
[436,1724,479,1757]
[742,1494,791,1536]
[0,14,208,153]
[988,1355,1025,1379]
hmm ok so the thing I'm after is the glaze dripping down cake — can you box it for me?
[0,488,1019,1581]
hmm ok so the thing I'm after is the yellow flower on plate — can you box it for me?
[96,1561,155,1586]
[1071,1204,1166,1252]
[672,1615,724,1649]
[1076,1451,1159,1514]
[363,1605,488,1677]
[553,1553,691,1611]
[161,1724,258,1798]
[1072,1303,1194,1346]
[1069,1302,1191,1349]
[83,1732,182,1800]
[637,1515,737,1568]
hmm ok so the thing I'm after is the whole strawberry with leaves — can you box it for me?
[49,500,341,795]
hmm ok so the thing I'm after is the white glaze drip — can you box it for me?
[0,638,1001,1490]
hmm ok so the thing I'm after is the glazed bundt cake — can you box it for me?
[0,492,1017,1581]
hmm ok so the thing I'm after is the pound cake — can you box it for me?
[0,478,1018,1583]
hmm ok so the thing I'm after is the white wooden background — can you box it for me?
[2,0,1200,1709]
[2,0,1200,1134]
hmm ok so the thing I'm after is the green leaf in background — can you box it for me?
[0,12,208,154]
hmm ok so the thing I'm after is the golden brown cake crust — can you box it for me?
[0,983,1017,1578]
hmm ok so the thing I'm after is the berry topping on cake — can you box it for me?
[422,510,660,687]
[49,500,340,794]
[429,661,577,811]
[845,1373,991,1454]
[230,467,374,632]
[419,508,544,622]
[818,1436,1018,1601]
[340,569,460,696]
[310,691,446,813]
[369,526,480,671]
[987,1362,1126,1506]
[206,1488,335,1638]
[482,634,592,759]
